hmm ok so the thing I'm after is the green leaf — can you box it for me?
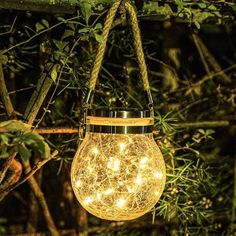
[94,33,104,43]
[183,7,192,17]
[0,133,11,145]
[35,19,49,33]
[205,129,215,136]
[16,132,50,159]
[0,121,51,160]
[50,64,58,83]
[198,3,207,8]
[62,29,74,40]
[41,19,49,28]
[79,27,90,33]
[175,0,184,9]
[80,2,92,25]
[35,22,45,33]
[193,19,201,29]
[95,23,103,30]
[57,16,67,23]
[0,54,8,65]
[17,144,31,161]
[0,120,31,132]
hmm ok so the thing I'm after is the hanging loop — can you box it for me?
[86,0,153,112]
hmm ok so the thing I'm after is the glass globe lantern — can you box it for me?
[71,108,166,221]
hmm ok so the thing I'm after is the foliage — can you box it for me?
[0,120,50,161]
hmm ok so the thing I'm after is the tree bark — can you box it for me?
[0,0,78,14]
[0,0,234,25]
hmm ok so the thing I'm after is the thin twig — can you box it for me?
[192,33,211,76]
[0,120,231,136]
[0,16,17,36]
[0,63,16,118]
[194,33,231,83]
[0,153,17,184]
[1,16,83,55]
[0,150,58,200]
[25,166,59,236]
[192,64,236,88]
[175,121,230,128]
[146,54,179,79]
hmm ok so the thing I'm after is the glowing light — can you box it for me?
[135,174,142,185]
[127,186,134,193]
[140,156,148,168]
[84,196,94,205]
[75,180,81,188]
[107,157,120,172]
[97,192,102,200]
[103,188,114,195]
[71,133,166,221]
[119,143,126,152]
[116,198,126,208]
[92,147,99,155]
[154,171,163,179]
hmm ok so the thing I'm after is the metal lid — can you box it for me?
[87,107,151,118]
[86,107,153,134]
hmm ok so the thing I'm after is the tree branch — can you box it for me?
[0,150,58,201]
[192,33,211,76]
[0,120,231,136]
[24,163,59,236]
[0,63,16,119]
[192,33,231,83]
[175,120,230,128]
[0,0,234,24]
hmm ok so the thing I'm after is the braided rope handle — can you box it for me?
[89,0,150,92]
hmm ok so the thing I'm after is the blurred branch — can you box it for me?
[0,59,59,235]
[192,33,231,83]
[23,74,54,126]
[0,16,17,36]
[0,0,235,24]
[0,150,58,200]
[192,33,211,76]
[0,0,79,14]
[8,218,165,235]
[0,153,17,185]
[0,120,230,135]
[23,160,59,236]
[175,120,230,128]
[0,63,16,118]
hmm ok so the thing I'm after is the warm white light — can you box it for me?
[119,142,126,152]
[135,174,143,185]
[154,171,163,179]
[107,157,120,172]
[103,188,114,195]
[84,196,94,205]
[116,198,126,208]
[140,156,148,168]
[71,133,166,221]
[75,180,81,188]
[92,147,99,155]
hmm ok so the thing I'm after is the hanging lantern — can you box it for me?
[71,0,166,221]
[71,108,166,220]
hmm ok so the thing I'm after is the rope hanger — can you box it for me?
[86,0,153,112]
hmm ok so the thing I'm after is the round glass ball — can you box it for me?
[71,132,166,221]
